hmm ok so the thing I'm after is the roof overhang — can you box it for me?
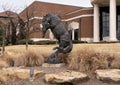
[90,0,120,6]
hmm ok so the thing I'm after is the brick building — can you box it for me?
[0,11,17,38]
[0,11,17,24]
[1,0,119,42]
[19,1,93,42]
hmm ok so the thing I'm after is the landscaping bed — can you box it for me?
[0,44,120,85]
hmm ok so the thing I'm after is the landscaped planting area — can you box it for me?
[0,43,120,85]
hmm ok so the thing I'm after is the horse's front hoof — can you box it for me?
[53,47,59,50]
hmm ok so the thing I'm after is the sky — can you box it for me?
[0,0,92,13]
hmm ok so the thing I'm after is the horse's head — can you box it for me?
[41,14,51,38]
[41,13,61,38]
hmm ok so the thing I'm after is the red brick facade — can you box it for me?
[19,1,93,42]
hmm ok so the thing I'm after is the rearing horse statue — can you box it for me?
[41,13,73,64]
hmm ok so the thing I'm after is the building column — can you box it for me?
[93,4,100,42]
[109,0,117,41]
[72,29,75,40]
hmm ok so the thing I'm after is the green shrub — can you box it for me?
[0,40,9,46]
[72,40,87,44]
[34,40,56,45]
[16,39,87,45]
[17,39,34,45]
[34,40,87,45]
[0,41,2,46]
[0,42,9,46]
[0,36,2,41]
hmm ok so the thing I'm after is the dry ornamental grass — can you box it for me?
[1,44,120,70]
[14,50,44,67]
[67,46,120,72]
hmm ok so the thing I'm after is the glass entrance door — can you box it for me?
[117,6,120,40]
[100,6,120,41]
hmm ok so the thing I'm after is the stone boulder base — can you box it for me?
[45,70,88,84]
[0,67,44,80]
[96,69,120,82]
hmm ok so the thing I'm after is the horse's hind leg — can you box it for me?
[47,40,67,64]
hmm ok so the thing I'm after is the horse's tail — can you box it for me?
[63,41,73,54]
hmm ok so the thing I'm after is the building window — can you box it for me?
[102,12,109,37]
[117,7,120,40]
[100,7,110,41]
[68,29,78,40]
[100,6,120,41]
[74,29,79,40]
[68,22,79,40]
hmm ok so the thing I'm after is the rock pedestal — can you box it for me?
[42,63,65,68]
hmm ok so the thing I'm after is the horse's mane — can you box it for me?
[43,13,61,21]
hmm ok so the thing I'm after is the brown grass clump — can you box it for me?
[0,74,6,84]
[5,45,54,57]
[0,59,8,68]
[14,50,44,67]
[111,56,120,69]
[67,48,117,72]
[67,53,80,70]
[3,51,18,67]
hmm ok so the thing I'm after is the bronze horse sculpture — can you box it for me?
[42,13,73,64]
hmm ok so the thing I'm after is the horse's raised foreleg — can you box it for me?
[53,40,60,50]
